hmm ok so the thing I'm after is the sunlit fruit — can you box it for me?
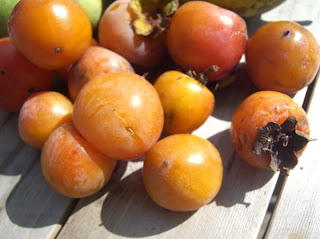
[154,70,215,134]
[230,91,310,174]
[18,91,73,149]
[98,0,167,69]
[143,134,223,211]
[68,46,134,101]
[167,1,247,82]
[7,0,92,70]
[73,72,164,160]
[41,122,116,198]
[246,21,320,94]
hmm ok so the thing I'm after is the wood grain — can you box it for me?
[0,0,319,239]
[265,72,320,239]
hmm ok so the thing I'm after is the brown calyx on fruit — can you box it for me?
[252,116,313,175]
[129,0,179,36]
[186,65,220,85]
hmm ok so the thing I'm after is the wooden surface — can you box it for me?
[0,0,319,238]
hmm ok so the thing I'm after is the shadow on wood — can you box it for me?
[206,129,275,208]
[100,168,194,238]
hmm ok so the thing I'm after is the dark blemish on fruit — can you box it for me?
[283,30,291,38]
[252,116,313,174]
[28,87,35,93]
[55,47,62,54]
[0,70,5,76]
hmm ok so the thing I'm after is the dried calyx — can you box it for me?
[252,116,313,175]
[186,65,219,85]
[129,0,179,36]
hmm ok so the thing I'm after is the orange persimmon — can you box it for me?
[7,0,92,70]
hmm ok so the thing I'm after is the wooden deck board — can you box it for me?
[0,0,319,238]
[265,75,320,238]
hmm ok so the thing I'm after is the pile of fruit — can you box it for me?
[0,0,319,212]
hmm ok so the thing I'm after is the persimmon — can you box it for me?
[0,37,54,112]
[54,38,100,81]
[143,134,223,211]
[230,91,311,174]
[98,0,167,69]
[18,91,73,149]
[73,72,164,161]
[154,70,215,134]
[7,0,92,70]
[166,1,247,82]
[68,46,134,101]
[245,21,320,94]
[41,122,116,198]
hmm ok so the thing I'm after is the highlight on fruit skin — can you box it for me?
[143,134,223,211]
[230,91,312,174]
[41,122,117,198]
[72,72,164,161]
[154,70,215,135]
[245,21,320,94]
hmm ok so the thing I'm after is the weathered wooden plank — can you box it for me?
[0,157,75,239]
[0,144,39,208]
[0,114,23,167]
[0,112,76,239]
[0,110,11,128]
[265,76,320,238]
[55,1,318,238]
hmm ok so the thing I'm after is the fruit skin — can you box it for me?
[230,91,310,170]
[180,0,286,18]
[18,91,73,150]
[77,0,103,29]
[166,1,247,82]
[154,70,215,134]
[98,0,167,69]
[245,21,320,94]
[0,37,54,112]
[41,122,116,198]
[68,46,134,101]
[73,72,164,161]
[7,0,92,70]
[143,134,223,211]
[0,0,20,37]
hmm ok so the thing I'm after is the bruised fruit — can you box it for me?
[41,122,116,198]
[230,91,311,174]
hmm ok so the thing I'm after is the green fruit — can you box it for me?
[77,0,104,29]
[0,0,20,37]
[179,0,286,18]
